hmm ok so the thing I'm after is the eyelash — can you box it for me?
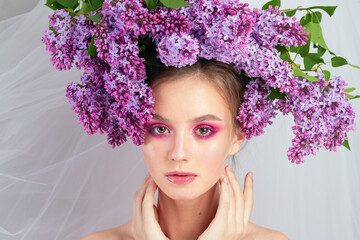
[147,125,216,138]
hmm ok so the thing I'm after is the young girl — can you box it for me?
[80,59,289,239]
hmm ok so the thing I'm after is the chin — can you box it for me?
[159,183,204,201]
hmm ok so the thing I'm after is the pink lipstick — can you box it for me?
[165,171,197,184]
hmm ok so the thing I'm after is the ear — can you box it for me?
[228,128,245,156]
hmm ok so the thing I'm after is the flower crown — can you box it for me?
[42,0,358,164]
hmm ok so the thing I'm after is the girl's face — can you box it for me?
[141,74,244,200]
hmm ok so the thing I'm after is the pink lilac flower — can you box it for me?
[252,6,308,48]
[237,79,277,139]
[156,33,199,67]
[43,0,356,163]
[178,0,255,63]
[66,74,112,136]
[72,15,95,69]
[275,72,356,164]
[42,9,75,70]
[236,37,300,94]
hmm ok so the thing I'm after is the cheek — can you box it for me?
[196,140,229,183]
[141,139,169,178]
[141,143,159,174]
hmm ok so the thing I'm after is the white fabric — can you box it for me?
[0,0,359,239]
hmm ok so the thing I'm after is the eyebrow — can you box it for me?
[152,114,223,123]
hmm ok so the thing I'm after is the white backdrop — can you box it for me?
[0,0,359,239]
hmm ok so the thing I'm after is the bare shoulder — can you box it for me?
[78,221,134,240]
[246,222,289,240]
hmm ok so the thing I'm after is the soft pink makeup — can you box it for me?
[145,120,224,140]
[192,122,223,139]
[145,121,171,138]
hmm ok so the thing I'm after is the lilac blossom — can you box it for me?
[177,0,255,63]
[237,79,277,139]
[72,15,95,69]
[252,6,308,48]
[43,0,356,163]
[236,37,300,94]
[42,9,75,70]
[156,33,199,67]
[275,73,356,164]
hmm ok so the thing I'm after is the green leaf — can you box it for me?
[78,0,104,14]
[311,11,322,23]
[49,26,59,34]
[304,53,325,71]
[290,41,310,58]
[87,0,104,11]
[160,0,190,9]
[304,21,329,50]
[349,63,360,69]
[300,13,312,26]
[331,56,348,67]
[316,45,326,57]
[285,9,296,17]
[342,139,351,151]
[45,1,66,10]
[78,2,92,14]
[346,93,360,100]
[262,0,281,10]
[275,45,292,63]
[87,13,102,23]
[45,0,79,10]
[292,65,319,82]
[268,87,286,100]
[145,0,159,10]
[344,88,356,93]
[322,70,331,81]
[87,37,97,57]
[307,6,337,17]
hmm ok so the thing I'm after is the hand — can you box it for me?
[131,173,169,240]
[198,166,254,240]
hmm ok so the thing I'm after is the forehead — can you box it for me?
[151,75,232,123]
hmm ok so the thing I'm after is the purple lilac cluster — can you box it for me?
[43,0,356,163]
[237,79,277,139]
[252,6,308,48]
[236,38,299,94]
[275,72,356,164]
[156,33,198,67]
[179,0,255,63]
[42,9,76,70]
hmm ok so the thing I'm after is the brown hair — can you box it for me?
[145,58,250,129]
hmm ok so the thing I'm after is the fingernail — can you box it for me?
[223,176,228,184]
[250,172,253,181]
[149,179,153,186]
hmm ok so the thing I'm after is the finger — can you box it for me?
[243,172,254,226]
[213,175,230,227]
[225,167,236,231]
[142,178,158,224]
[226,166,244,229]
[153,204,159,222]
[133,174,151,224]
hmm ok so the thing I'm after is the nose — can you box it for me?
[168,130,189,162]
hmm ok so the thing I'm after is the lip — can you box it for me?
[165,171,198,184]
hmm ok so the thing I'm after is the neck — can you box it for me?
[156,183,220,240]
